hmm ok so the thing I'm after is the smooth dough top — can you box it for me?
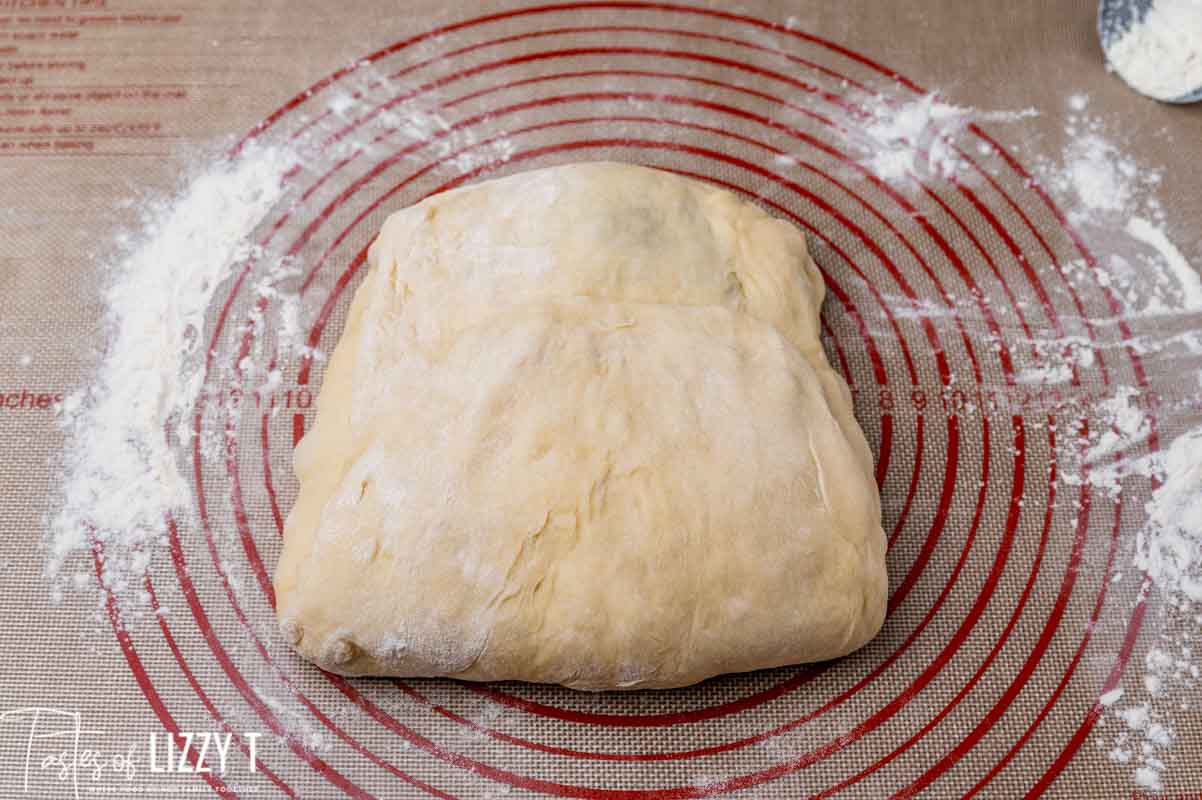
[274,161,887,690]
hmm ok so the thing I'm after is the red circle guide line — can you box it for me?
[275,133,968,731]
[234,136,1004,792]
[211,32,1096,800]
[424,24,878,96]
[263,40,1081,730]
[230,0,920,158]
[319,45,840,150]
[90,542,237,800]
[103,6,1144,797]
[818,417,1043,798]
[276,152,979,760]
[143,573,299,798]
[292,21,874,146]
[159,514,383,800]
[265,74,966,730]
[969,128,1153,794]
[221,121,947,787]
[256,135,1024,783]
[213,87,1052,800]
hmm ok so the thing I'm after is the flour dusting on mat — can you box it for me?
[35,53,1202,786]
[43,72,520,623]
[1138,429,1202,605]
[1039,96,1165,229]
[1125,216,1202,310]
[847,92,1036,185]
[48,145,297,613]
[1029,93,1202,790]
[300,66,518,174]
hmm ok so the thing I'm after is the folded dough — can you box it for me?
[274,161,887,690]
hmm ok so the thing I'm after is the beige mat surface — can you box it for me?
[1,1,1200,797]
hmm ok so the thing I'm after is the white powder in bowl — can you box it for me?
[1106,0,1202,101]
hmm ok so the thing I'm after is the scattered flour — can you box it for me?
[1125,216,1202,310]
[35,49,1202,792]
[850,92,1036,185]
[300,67,517,174]
[1039,96,1202,318]
[1015,363,1073,386]
[1041,98,1164,228]
[1064,135,1140,214]
[1106,0,1202,101]
[47,145,297,611]
[1135,765,1164,790]
[1137,430,1202,604]
[1032,91,1202,791]
[1119,703,1151,730]
[1088,401,1202,788]
[1086,387,1151,467]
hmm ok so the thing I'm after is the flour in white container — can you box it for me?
[1106,0,1202,101]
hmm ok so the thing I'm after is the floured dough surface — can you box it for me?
[274,161,887,690]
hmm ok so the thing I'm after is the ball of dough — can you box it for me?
[274,161,887,690]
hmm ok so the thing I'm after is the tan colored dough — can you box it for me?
[274,161,887,690]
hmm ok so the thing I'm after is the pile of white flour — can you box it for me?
[1034,95,1202,792]
[848,92,1037,185]
[47,145,297,610]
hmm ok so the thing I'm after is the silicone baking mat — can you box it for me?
[2,1,1201,797]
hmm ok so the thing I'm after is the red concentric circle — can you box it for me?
[99,5,1156,798]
